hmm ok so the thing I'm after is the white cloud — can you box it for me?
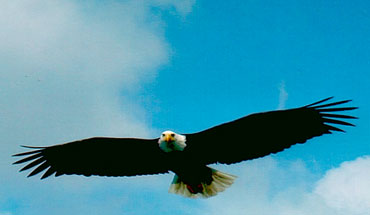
[315,156,370,215]
[202,156,370,215]
[0,0,169,143]
[0,0,195,148]
[0,0,196,214]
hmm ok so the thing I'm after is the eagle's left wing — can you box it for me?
[183,98,357,165]
[13,137,170,179]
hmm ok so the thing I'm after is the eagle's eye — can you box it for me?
[171,133,175,137]
[162,134,165,137]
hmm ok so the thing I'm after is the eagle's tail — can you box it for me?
[168,168,237,198]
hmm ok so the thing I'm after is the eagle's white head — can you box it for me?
[158,130,187,153]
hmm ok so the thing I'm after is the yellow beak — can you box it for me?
[164,134,174,142]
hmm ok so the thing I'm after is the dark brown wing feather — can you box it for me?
[183,97,357,165]
[13,137,169,179]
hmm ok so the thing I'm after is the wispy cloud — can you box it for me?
[202,156,370,215]
[152,0,196,16]
[277,80,288,110]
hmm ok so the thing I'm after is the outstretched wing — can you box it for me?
[183,97,357,165]
[13,137,170,179]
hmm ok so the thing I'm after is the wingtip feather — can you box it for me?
[19,157,45,172]
[323,118,355,127]
[13,150,42,157]
[325,124,345,132]
[27,162,49,177]
[313,100,352,109]
[321,113,358,119]
[21,145,46,149]
[13,153,42,165]
[41,167,56,179]
[305,97,334,107]
[319,107,358,112]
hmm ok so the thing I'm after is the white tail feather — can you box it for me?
[168,169,237,198]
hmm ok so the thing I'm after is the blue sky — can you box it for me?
[1,0,370,214]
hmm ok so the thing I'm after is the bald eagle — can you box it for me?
[14,97,357,198]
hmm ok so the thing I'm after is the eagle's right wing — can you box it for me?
[13,137,170,179]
